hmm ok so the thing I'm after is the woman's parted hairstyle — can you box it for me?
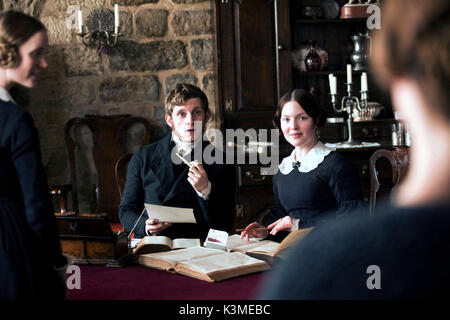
[165,83,209,117]
[0,10,46,68]
[371,0,450,120]
[273,89,325,130]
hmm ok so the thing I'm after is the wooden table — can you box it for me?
[68,264,268,300]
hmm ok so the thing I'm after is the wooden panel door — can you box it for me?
[215,0,282,130]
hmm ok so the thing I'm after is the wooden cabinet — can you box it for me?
[215,0,279,131]
[215,0,393,125]
[214,0,395,230]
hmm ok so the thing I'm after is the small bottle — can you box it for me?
[397,122,405,146]
[404,124,411,146]
[392,122,404,146]
[391,123,398,146]
[305,41,321,72]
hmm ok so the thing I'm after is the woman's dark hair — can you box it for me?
[371,0,450,120]
[273,89,325,130]
[0,10,46,68]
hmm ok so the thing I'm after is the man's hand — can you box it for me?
[145,218,172,235]
[187,161,209,193]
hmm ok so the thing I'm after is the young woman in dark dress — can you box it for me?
[241,89,365,241]
[0,10,66,300]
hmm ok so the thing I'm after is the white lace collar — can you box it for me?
[0,87,16,104]
[278,141,335,174]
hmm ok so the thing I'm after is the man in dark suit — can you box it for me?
[119,83,235,239]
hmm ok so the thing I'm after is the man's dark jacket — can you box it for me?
[119,133,235,239]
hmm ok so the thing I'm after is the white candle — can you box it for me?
[78,10,83,33]
[361,72,368,92]
[346,64,352,84]
[114,4,119,30]
[328,74,337,95]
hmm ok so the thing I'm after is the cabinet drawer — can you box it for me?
[319,125,342,142]
[237,166,273,187]
[352,123,391,139]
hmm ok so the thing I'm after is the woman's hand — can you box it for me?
[187,161,209,193]
[267,216,293,235]
[240,222,268,241]
[145,218,172,235]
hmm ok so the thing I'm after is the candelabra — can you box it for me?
[330,83,369,146]
[78,26,122,48]
[77,6,122,52]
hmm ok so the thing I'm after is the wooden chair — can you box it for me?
[369,147,410,214]
[64,114,151,224]
[115,152,133,199]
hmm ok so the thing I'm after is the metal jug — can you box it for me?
[350,32,372,71]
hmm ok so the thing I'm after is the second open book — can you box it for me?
[136,228,313,282]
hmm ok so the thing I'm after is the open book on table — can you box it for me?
[132,236,201,255]
[227,227,314,265]
[138,246,269,282]
[137,227,314,282]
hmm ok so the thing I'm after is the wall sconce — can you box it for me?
[77,4,122,52]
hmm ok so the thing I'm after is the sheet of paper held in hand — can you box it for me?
[144,203,196,223]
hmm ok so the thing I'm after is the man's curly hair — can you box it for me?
[165,83,209,117]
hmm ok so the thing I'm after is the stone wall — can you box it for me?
[1,0,218,212]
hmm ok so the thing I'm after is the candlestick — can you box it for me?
[328,74,337,95]
[78,10,83,33]
[361,72,368,92]
[346,64,352,84]
[114,4,119,30]
[329,75,369,146]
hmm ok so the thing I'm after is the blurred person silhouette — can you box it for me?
[260,0,450,299]
[0,10,67,300]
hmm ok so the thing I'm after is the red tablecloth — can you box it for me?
[68,265,268,300]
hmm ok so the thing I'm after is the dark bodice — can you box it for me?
[0,101,36,202]
[268,151,365,229]
[0,99,64,299]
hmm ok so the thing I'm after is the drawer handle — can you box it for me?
[245,170,266,182]
[362,127,380,137]
[361,164,369,176]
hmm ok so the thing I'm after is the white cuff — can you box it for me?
[290,218,300,232]
[145,227,157,237]
[195,180,211,200]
